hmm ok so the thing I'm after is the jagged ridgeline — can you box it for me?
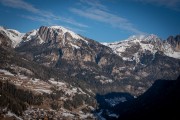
[0,26,180,119]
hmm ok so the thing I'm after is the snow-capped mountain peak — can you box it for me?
[48,26,83,40]
[144,34,159,40]
[127,34,146,41]
[6,29,22,36]
[22,29,39,42]
[0,25,90,49]
[104,34,180,62]
[0,26,24,47]
[20,26,88,49]
[126,34,160,42]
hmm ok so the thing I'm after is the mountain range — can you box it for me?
[0,25,179,119]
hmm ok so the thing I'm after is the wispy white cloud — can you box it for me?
[60,17,89,28]
[63,26,86,33]
[0,0,39,13]
[20,15,52,24]
[79,0,108,11]
[132,0,180,11]
[70,0,144,34]
[0,0,88,29]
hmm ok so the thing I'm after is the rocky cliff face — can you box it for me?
[0,25,180,119]
[104,34,180,61]
[1,26,180,96]
[0,31,12,47]
[167,35,180,51]
[17,26,112,67]
[103,35,180,94]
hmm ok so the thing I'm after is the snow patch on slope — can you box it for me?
[6,111,23,120]
[24,29,38,42]
[49,26,88,43]
[50,26,81,39]
[105,97,127,107]
[70,43,80,49]
[0,69,14,76]
[104,34,180,61]
[0,27,24,47]
[20,26,88,46]
[49,79,66,87]
[164,51,180,59]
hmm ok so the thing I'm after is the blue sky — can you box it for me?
[0,0,180,42]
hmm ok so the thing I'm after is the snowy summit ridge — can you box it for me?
[103,34,180,61]
[0,26,24,47]
[0,25,87,48]
[49,26,84,40]
[19,25,88,49]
